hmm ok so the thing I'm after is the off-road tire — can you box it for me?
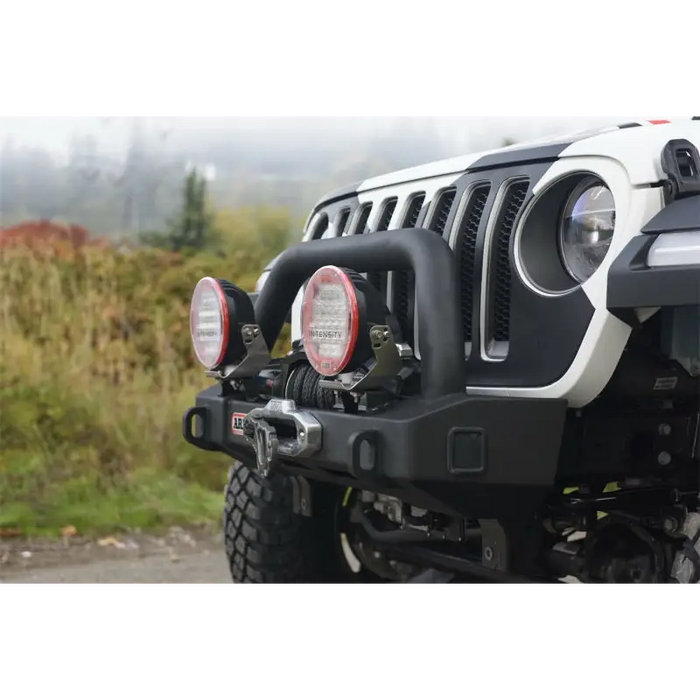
[224,462,360,583]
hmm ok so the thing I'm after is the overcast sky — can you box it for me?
[0,117,640,156]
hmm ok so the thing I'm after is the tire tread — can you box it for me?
[224,464,307,583]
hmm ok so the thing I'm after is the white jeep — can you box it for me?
[185,119,700,583]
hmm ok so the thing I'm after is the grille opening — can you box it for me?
[336,209,351,236]
[487,180,530,357]
[456,185,491,351]
[393,193,426,338]
[404,193,426,229]
[311,213,330,240]
[368,198,397,297]
[354,203,373,235]
[376,198,398,232]
[430,187,457,236]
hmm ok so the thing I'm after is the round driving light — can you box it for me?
[559,178,616,284]
[301,266,360,377]
[189,277,255,370]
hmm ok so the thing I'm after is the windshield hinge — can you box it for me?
[661,139,700,201]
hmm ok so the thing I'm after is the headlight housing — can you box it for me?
[559,178,616,284]
[301,266,361,377]
[301,265,399,378]
[190,277,255,370]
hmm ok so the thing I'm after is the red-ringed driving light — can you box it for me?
[189,277,256,371]
[301,266,360,377]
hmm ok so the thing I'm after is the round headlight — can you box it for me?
[301,267,360,377]
[190,277,255,371]
[301,266,399,378]
[559,178,616,284]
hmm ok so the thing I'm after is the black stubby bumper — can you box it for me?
[184,386,567,518]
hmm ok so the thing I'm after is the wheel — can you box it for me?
[671,512,700,584]
[223,462,381,583]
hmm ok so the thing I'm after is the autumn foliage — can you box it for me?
[0,220,95,250]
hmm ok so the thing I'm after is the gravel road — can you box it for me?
[1,527,579,584]
[0,527,232,584]
[3,550,231,584]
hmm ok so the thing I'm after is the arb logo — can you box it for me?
[231,413,247,436]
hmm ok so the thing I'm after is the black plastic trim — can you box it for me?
[641,195,700,235]
[608,235,700,312]
[255,228,465,399]
[469,143,573,172]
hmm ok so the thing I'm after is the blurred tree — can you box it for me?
[142,168,215,253]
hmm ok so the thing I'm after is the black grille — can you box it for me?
[456,185,491,346]
[492,181,529,345]
[394,193,426,337]
[368,198,397,296]
[354,203,373,235]
[431,188,457,236]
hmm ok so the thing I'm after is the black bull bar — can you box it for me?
[255,228,465,400]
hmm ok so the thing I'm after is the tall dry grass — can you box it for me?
[0,241,268,535]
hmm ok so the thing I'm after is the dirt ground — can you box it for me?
[0,526,232,584]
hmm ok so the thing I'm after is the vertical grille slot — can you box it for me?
[311,213,330,240]
[353,203,373,235]
[455,185,491,350]
[368,198,397,297]
[336,208,351,236]
[394,193,426,339]
[487,180,530,355]
[430,187,457,236]
[376,198,398,232]
[403,193,425,229]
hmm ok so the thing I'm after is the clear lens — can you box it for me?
[302,267,359,377]
[308,283,351,359]
[190,278,228,369]
[559,180,616,284]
